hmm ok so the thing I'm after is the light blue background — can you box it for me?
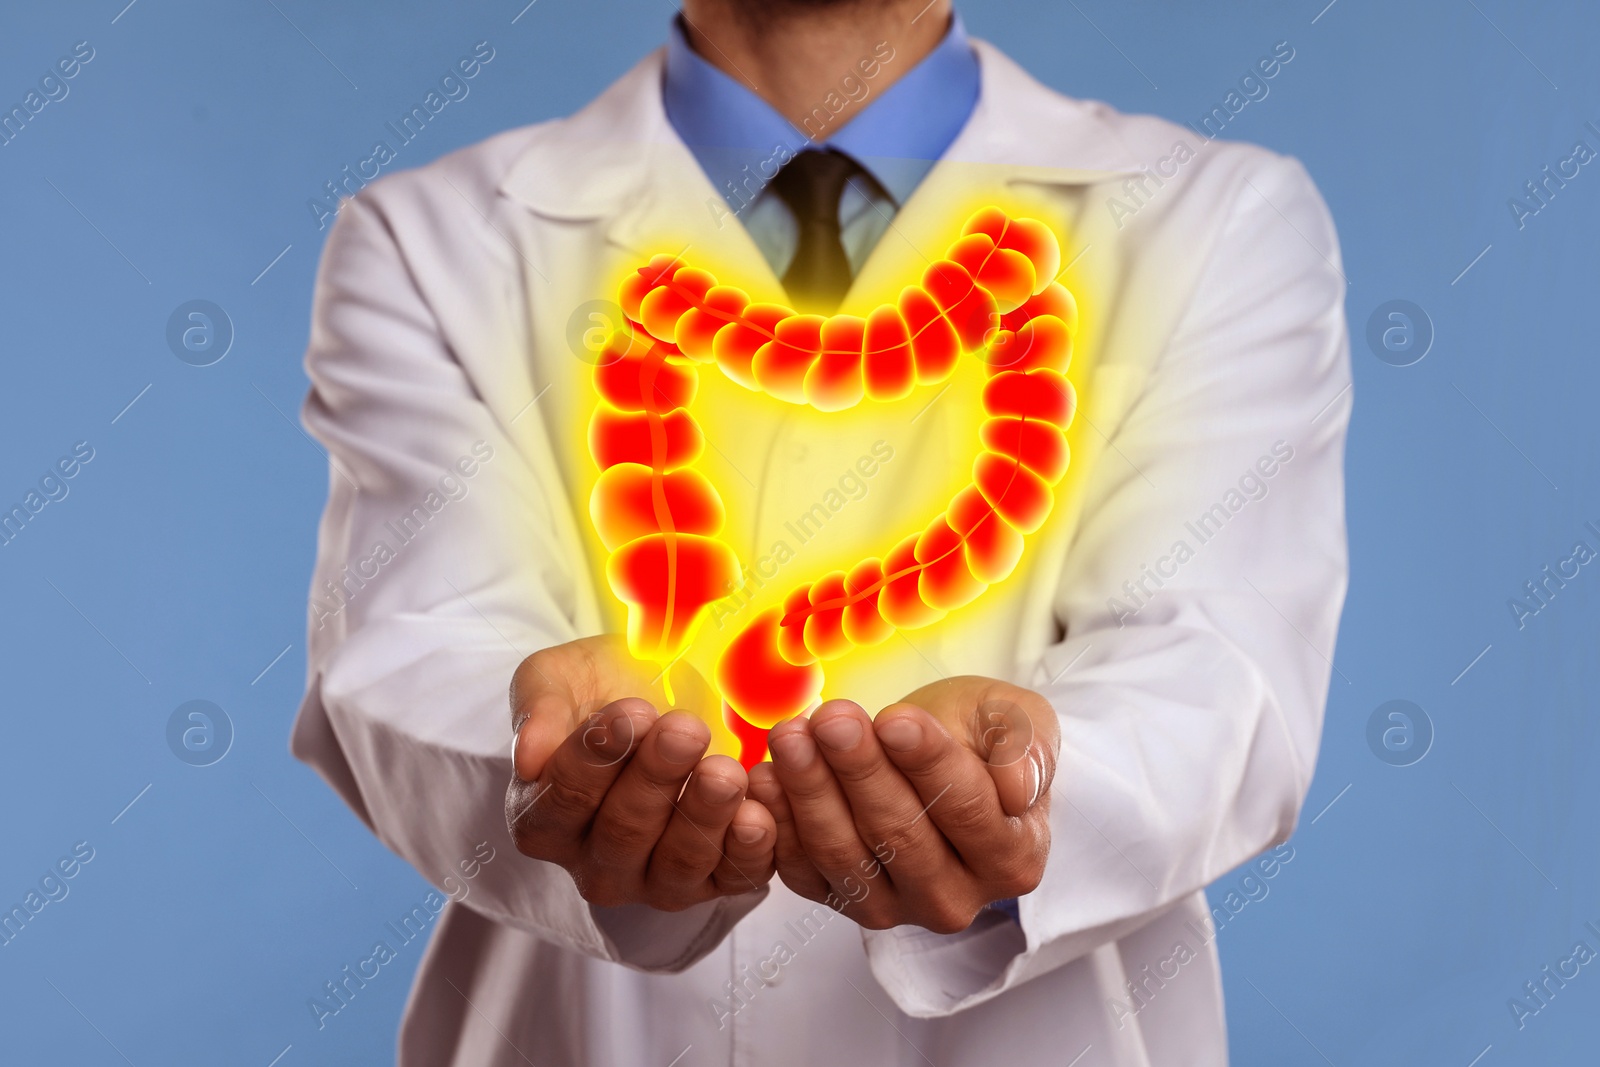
[1,1,1595,1063]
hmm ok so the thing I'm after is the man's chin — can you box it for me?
[729,0,895,19]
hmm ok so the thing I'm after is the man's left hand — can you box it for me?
[746,677,1058,934]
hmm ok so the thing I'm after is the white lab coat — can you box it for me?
[293,37,1349,1067]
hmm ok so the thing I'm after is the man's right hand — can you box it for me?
[505,635,776,911]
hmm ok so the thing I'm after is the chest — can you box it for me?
[512,168,1131,709]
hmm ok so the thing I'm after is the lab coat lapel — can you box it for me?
[498,48,784,304]
[478,47,785,588]
[847,39,1140,308]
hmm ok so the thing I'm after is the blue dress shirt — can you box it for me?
[663,14,980,279]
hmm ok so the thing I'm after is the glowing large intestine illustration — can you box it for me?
[586,207,1078,768]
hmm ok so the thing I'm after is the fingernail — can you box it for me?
[730,823,768,845]
[1025,750,1042,808]
[876,717,922,752]
[513,736,536,782]
[697,774,742,804]
[603,707,637,742]
[657,728,707,764]
[813,716,862,752]
[768,730,817,771]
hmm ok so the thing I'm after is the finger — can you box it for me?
[713,797,777,894]
[975,693,1060,817]
[767,705,896,922]
[808,701,964,904]
[510,645,606,781]
[645,755,748,903]
[510,676,575,783]
[583,711,710,886]
[874,703,1027,865]
[508,697,657,861]
[747,762,831,902]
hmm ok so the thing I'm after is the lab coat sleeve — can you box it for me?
[290,193,765,974]
[863,154,1351,1015]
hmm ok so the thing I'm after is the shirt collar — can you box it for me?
[663,13,980,212]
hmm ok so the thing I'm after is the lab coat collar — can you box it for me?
[498,39,1142,218]
[496,38,1143,301]
[951,40,1145,180]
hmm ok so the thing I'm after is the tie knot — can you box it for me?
[769,149,863,223]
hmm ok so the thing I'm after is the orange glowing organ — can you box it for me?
[588,329,739,661]
[587,208,1078,768]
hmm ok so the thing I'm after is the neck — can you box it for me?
[678,1,954,137]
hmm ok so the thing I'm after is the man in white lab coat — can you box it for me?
[293,1,1349,1063]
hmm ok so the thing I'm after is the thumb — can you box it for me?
[512,695,577,781]
[978,697,1051,817]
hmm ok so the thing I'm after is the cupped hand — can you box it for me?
[747,677,1058,933]
[505,635,775,910]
